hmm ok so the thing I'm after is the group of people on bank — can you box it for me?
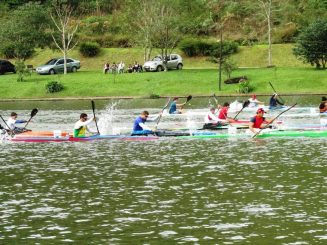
[103,61,142,74]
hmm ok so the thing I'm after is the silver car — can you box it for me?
[143,54,183,72]
[36,58,80,75]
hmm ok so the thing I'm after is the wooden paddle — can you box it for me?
[154,97,171,131]
[269,81,285,104]
[24,108,38,129]
[91,100,100,135]
[212,93,219,106]
[252,103,297,138]
[233,100,250,120]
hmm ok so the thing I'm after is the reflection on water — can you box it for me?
[0,97,326,244]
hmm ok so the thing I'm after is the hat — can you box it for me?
[257,108,265,114]
[252,94,256,99]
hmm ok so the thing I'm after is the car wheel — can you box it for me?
[49,69,55,75]
[157,66,163,72]
[177,63,183,70]
[71,66,77,73]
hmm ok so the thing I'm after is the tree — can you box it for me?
[257,0,276,67]
[222,58,238,79]
[50,0,79,74]
[293,20,327,69]
[0,2,50,60]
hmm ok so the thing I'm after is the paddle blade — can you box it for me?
[91,100,96,111]
[186,95,192,103]
[30,108,38,118]
[243,100,250,108]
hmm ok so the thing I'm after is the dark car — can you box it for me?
[0,60,16,75]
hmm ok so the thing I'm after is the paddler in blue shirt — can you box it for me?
[132,111,159,135]
[73,113,97,137]
[269,93,284,109]
[169,97,186,114]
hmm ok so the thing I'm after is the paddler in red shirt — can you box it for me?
[249,108,273,133]
[218,102,236,123]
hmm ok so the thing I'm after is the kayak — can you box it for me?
[180,130,327,139]
[6,129,327,143]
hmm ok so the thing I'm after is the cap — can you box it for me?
[252,94,256,99]
[257,108,265,114]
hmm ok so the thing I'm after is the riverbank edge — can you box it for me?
[0,93,326,102]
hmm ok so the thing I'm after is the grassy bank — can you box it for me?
[0,68,326,99]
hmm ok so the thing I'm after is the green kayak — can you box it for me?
[179,130,327,139]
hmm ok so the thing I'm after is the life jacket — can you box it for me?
[252,116,265,128]
[74,126,86,137]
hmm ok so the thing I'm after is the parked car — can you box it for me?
[0,60,16,75]
[143,54,183,72]
[36,58,80,75]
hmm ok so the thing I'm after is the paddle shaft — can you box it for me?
[233,100,250,120]
[252,103,297,138]
[91,101,100,134]
[0,115,15,136]
[155,98,171,131]
[24,108,38,129]
[269,81,285,104]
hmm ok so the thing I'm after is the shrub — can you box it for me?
[149,93,160,99]
[0,44,34,59]
[15,60,31,82]
[79,42,101,57]
[46,81,64,93]
[179,38,198,56]
[238,80,253,94]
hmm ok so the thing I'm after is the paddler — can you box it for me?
[73,113,97,137]
[248,94,264,108]
[218,102,236,123]
[249,108,273,133]
[269,93,284,109]
[319,96,327,113]
[132,111,159,135]
[5,112,28,134]
[203,107,226,129]
[169,97,186,114]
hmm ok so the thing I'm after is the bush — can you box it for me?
[0,44,34,59]
[149,93,160,99]
[15,60,31,82]
[46,81,64,93]
[179,38,238,58]
[238,80,253,94]
[79,42,101,57]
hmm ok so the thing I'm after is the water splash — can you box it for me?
[98,101,120,135]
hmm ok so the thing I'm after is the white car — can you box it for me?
[143,54,183,72]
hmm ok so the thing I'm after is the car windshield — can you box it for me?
[152,56,162,61]
[45,59,58,65]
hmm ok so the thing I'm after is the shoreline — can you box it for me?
[0,93,326,102]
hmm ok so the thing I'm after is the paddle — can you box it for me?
[91,100,100,135]
[213,93,219,106]
[269,81,285,104]
[154,97,171,131]
[24,108,38,129]
[0,115,14,136]
[252,103,297,138]
[233,100,250,120]
[184,95,192,105]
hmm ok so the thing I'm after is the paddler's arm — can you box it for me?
[139,122,152,131]
[15,120,27,124]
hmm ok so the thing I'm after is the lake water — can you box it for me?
[0,96,326,244]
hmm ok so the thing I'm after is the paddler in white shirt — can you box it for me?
[203,107,226,129]
[248,94,264,108]
[73,113,97,137]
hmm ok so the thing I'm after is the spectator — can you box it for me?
[133,61,142,73]
[104,62,109,74]
[127,64,133,73]
[118,61,125,74]
[111,62,117,74]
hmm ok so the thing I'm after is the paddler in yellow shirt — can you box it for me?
[73,113,97,137]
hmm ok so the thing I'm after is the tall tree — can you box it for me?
[293,20,327,69]
[50,0,79,74]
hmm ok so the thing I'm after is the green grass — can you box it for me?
[0,67,326,99]
[0,44,325,99]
